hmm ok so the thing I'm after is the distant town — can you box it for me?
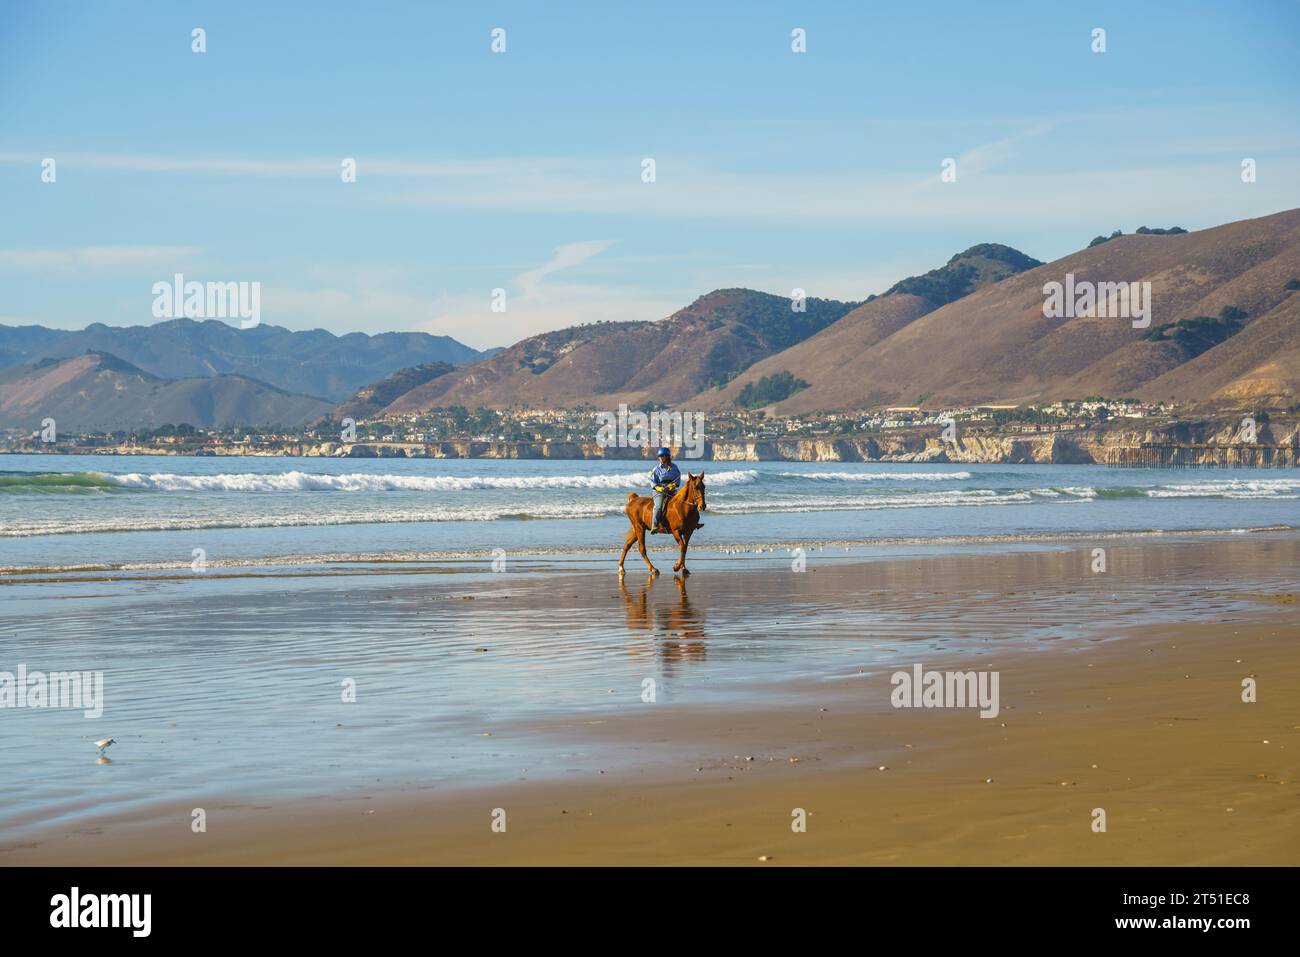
[2,398,1273,461]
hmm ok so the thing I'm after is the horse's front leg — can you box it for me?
[618,529,636,577]
[672,529,689,573]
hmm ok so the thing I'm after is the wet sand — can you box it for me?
[2,534,1298,865]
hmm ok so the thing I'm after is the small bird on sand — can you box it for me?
[94,738,114,755]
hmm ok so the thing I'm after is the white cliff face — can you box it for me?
[27,419,1290,463]
[707,435,1071,463]
[703,423,1297,465]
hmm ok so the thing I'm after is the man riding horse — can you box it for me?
[619,448,707,578]
[650,447,682,534]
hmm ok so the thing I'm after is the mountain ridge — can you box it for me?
[380,290,860,414]
[0,318,488,402]
[705,209,1300,414]
[0,351,333,432]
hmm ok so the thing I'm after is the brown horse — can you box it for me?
[618,472,707,578]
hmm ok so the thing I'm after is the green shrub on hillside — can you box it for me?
[1140,306,1246,357]
[736,371,810,408]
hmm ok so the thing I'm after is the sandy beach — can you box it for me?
[3,532,1296,866]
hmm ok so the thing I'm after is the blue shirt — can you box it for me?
[651,463,681,490]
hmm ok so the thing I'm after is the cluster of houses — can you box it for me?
[3,398,1173,454]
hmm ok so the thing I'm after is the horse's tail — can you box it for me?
[626,492,639,503]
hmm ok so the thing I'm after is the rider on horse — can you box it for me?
[620,452,707,577]
[649,447,679,534]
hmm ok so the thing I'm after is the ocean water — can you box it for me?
[0,454,1296,570]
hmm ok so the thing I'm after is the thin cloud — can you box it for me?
[953,124,1053,178]
[0,151,581,179]
[0,245,202,273]
[515,240,617,301]
[422,240,686,347]
[4,142,1296,230]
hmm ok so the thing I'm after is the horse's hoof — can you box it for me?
[680,568,690,577]
[618,567,625,578]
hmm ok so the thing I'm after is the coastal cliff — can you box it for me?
[14,419,1295,465]
[288,420,1297,465]
[708,422,1299,465]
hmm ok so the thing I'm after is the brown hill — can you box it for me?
[1137,294,1300,408]
[0,352,332,432]
[382,290,857,414]
[354,208,1300,420]
[701,244,1042,410]
[719,208,1300,414]
[332,361,458,421]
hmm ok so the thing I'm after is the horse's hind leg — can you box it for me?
[636,528,658,576]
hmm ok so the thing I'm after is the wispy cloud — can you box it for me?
[248,244,674,348]
[951,124,1053,178]
[4,136,1297,231]
[0,245,201,273]
[420,240,684,347]
[514,240,617,300]
[0,151,581,179]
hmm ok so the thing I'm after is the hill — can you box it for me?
[380,290,858,414]
[332,362,458,420]
[709,209,1300,414]
[0,319,488,402]
[701,244,1043,411]
[0,352,332,432]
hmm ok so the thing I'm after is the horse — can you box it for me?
[618,471,707,578]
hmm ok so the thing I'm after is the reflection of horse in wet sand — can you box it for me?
[618,472,707,578]
[619,575,706,662]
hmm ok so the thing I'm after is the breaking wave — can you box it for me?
[2,469,759,494]
[781,470,973,481]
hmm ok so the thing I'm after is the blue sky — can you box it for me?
[2,0,1298,349]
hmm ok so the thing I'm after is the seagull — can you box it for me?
[94,737,114,756]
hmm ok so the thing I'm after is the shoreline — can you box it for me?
[2,533,1298,865]
[5,613,1296,866]
[2,524,1295,577]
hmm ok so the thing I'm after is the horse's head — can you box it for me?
[685,471,707,512]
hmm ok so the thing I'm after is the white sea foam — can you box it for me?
[689,489,1039,513]
[785,470,973,481]
[1147,478,1300,499]
[0,487,1047,537]
[106,469,760,493]
[1027,487,1098,499]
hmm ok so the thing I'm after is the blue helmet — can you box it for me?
[657,447,671,457]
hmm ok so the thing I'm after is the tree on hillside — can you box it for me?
[736,371,810,409]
